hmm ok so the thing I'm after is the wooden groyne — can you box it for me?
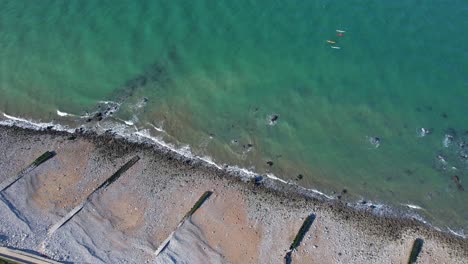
[154,191,213,257]
[284,214,316,264]
[47,156,140,236]
[0,151,55,192]
[408,238,424,264]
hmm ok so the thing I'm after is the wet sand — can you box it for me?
[0,125,466,263]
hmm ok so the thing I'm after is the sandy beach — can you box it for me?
[0,124,466,263]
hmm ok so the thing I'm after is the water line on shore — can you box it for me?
[0,113,466,239]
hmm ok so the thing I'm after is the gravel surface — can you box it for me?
[0,125,466,263]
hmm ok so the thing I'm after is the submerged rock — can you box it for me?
[368,136,381,148]
[452,176,464,191]
[269,114,279,125]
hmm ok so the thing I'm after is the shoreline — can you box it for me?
[1,113,465,238]
[0,122,466,262]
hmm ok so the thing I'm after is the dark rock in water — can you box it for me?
[86,118,92,122]
[143,97,149,102]
[337,195,342,200]
[95,112,102,118]
[67,135,77,140]
[452,176,464,191]
[46,126,54,130]
[460,152,468,160]
[360,200,367,205]
[97,116,103,121]
[369,136,381,147]
[297,174,303,180]
[342,189,347,194]
[270,114,279,123]
[254,176,264,185]
[266,160,274,166]
[441,112,448,119]
[243,143,254,149]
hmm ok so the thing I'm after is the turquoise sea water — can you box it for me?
[0,1,467,232]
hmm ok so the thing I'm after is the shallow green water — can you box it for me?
[0,1,467,231]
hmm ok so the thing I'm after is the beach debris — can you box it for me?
[46,156,140,237]
[418,128,432,137]
[368,136,381,148]
[284,214,316,264]
[452,175,464,191]
[407,238,424,264]
[155,191,213,257]
[0,151,55,193]
[269,114,279,125]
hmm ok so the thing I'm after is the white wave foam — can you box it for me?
[147,122,165,133]
[98,100,120,105]
[447,227,466,239]
[225,165,256,178]
[124,120,134,126]
[1,113,74,133]
[309,189,335,200]
[265,173,288,184]
[403,203,424,210]
[199,156,222,170]
[56,109,78,117]
[134,129,194,158]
